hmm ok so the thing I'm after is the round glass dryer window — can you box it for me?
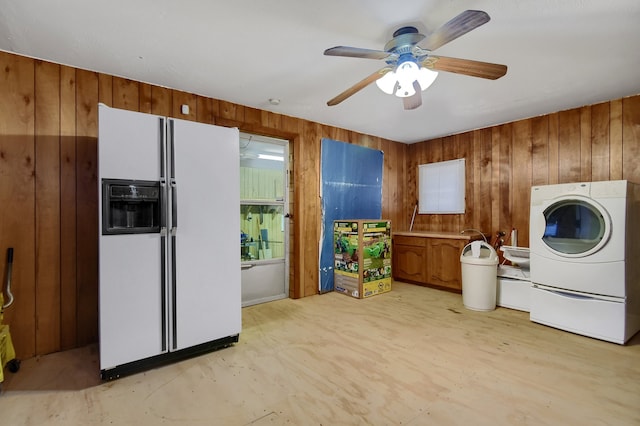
[542,197,609,256]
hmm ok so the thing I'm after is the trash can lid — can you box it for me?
[460,240,499,265]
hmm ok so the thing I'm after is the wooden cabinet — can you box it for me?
[425,238,468,291]
[393,232,480,292]
[393,235,427,283]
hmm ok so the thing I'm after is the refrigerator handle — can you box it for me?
[159,117,166,179]
[168,120,175,179]
[168,119,177,235]
[160,180,167,232]
[171,180,177,234]
[160,234,167,352]
[171,233,178,350]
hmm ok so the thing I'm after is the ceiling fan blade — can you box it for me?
[327,66,393,106]
[418,10,490,51]
[403,82,423,110]
[324,46,391,60]
[422,55,507,80]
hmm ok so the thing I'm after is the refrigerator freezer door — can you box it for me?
[98,104,164,181]
[99,105,167,370]
[169,118,241,351]
[99,234,165,369]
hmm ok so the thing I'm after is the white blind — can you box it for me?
[418,158,465,214]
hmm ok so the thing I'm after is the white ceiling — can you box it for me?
[1,1,639,143]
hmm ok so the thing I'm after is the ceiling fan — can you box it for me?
[324,10,507,110]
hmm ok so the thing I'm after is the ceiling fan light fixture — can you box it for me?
[375,70,397,94]
[375,60,438,99]
[416,67,438,91]
[396,60,420,89]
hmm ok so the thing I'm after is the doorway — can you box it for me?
[239,132,289,306]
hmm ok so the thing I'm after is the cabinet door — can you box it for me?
[426,239,465,290]
[393,244,426,282]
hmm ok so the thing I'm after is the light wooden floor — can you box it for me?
[1,282,639,425]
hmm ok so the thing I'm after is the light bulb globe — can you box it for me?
[396,61,419,88]
[375,71,397,95]
[417,67,438,91]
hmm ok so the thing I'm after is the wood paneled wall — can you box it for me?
[1,48,638,360]
[0,51,406,359]
[406,95,640,248]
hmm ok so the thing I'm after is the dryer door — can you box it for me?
[541,195,611,257]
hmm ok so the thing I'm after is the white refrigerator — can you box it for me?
[98,104,241,379]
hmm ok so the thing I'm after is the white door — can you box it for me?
[538,195,611,257]
[239,133,289,306]
[170,118,241,351]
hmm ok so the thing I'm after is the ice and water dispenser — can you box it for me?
[102,179,161,235]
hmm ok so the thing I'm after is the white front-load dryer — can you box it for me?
[529,180,627,297]
[529,180,640,344]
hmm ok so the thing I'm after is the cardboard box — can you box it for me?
[333,219,392,298]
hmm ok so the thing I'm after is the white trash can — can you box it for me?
[460,241,499,311]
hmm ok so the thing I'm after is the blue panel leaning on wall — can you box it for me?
[319,138,383,293]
